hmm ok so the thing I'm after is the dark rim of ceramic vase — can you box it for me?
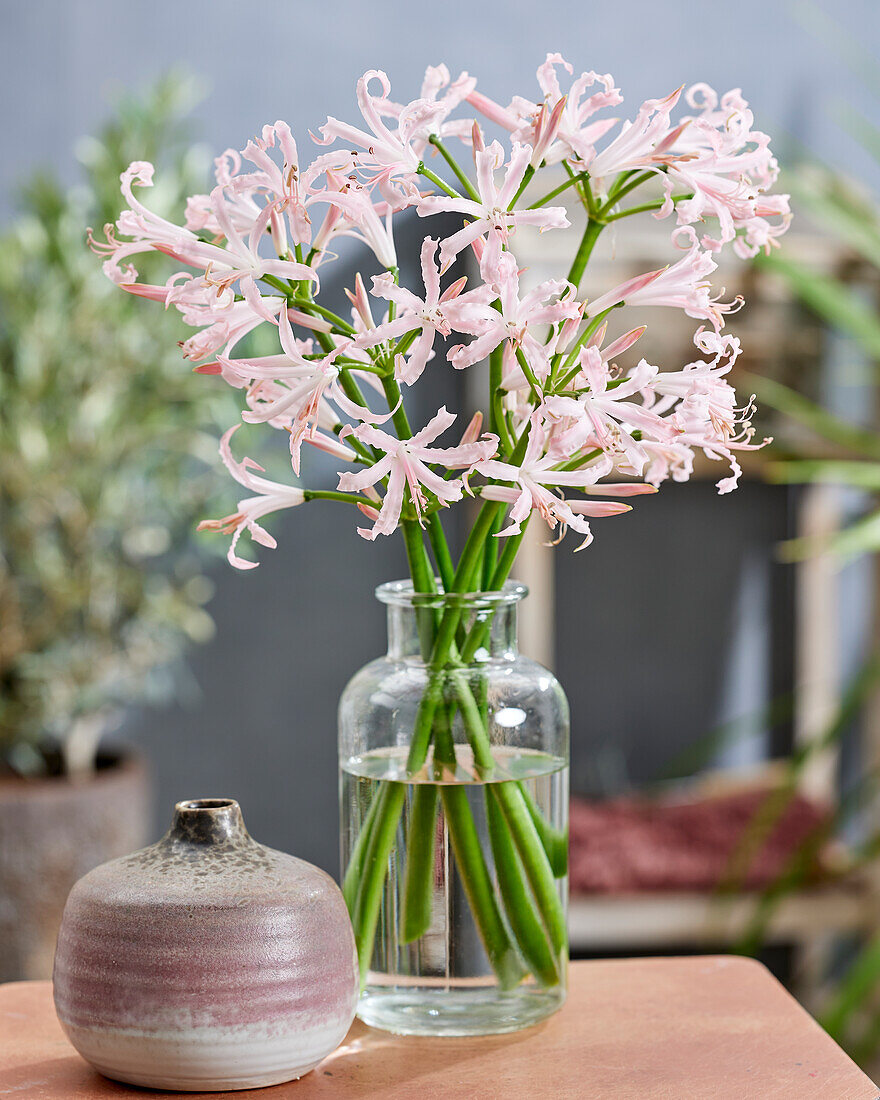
[177,798,238,812]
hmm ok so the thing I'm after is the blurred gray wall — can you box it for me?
[3,0,879,215]
[2,0,878,874]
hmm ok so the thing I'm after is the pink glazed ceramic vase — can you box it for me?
[53,798,358,1091]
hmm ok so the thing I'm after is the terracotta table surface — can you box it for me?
[1,957,877,1100]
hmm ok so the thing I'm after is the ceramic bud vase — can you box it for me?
[53,798,358,1092]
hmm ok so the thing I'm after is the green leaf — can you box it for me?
[756,252,880,359]
[787,173,880,270]
[767,459,880,489]
[744,373,880,460]
[779,508,880,563]
[821,932,880,1042]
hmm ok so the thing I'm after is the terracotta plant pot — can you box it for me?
[53,797,359,1092]
[0,749,150,981]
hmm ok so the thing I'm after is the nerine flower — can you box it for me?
[97,163,317,315]
[468,54,621,168]
[660,84,790,256]
[198,426,307,570]
[218,311,350,473]
[448,251,580,376]
[338,407,498,539]
[308,172,397,268]
[417,141,569,272]
[585,230,738,330]
[357,237,493,384]
[477,420,653,548]
[97,56,783,561]
[185,148,264,237]
[177,293,284,364]
[544,349,673,474]
[368,64,478,156]
[585,87,683,185]
[316,69,444,190]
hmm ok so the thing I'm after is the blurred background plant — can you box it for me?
[0,74,244,778]
[734,55,880,1066]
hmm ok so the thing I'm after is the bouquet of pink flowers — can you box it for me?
[94,54,790,1013]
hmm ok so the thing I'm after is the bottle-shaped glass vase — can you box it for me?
[339,580,569,1036]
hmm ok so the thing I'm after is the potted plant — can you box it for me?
[0,76,235,979]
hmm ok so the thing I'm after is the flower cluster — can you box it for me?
[93,55,789,567]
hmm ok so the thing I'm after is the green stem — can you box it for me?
[486,787,561,985]
[428,136,480,202]
[400,782,439,943]
[291,297,356,335]
[351,782,407,985]
[418,162,463,200]
[567,218,604,290]
[489,344,503,437]
[346,506,501,972]
[302,489,376,507]
[342,785,384,910]
[604,192,693,223]
[494,780,567,954]
[515,346,543,402]
[528,172,589,210]
[492,391,515,456]
[521,784,568,878]
[508,164,535,209]
[260,274,356,336]
[427,515,455,591]
[348,500,561,988]
[597,170,656,216]
[433,709,525,990]
[446,658,566,958]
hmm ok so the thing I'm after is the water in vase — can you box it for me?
[340,744,568,1036]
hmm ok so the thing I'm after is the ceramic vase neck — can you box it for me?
[169,799,250,846]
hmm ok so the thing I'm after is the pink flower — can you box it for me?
[197,185,317,321]
[418,141,569,272]
[198,426,307,570]
[369,64,478,156]
[585,230,738,330]
[237,121,314,246]
[337,407,498,539]
[448,251,580,376]
[177,294,283,364]
[543,349,673,473]
[733,194,792,259]
[316,70,442,191]
[308,173,397,268]
[640,440,695,487]
[530,55,621,165]
[469,54,621,168]
[586,87,683,184]
[477,420,652,548]
[95,161,317,324]
[185,147,265,238]
[656,85,791,255]
[357,238,493,384]
[218,311,351,473]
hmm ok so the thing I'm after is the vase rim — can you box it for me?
[375,579,528,608]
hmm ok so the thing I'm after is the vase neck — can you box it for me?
[168,798,250,846]
[378,581,525,663]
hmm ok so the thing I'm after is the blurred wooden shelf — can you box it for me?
[569,882,874,951]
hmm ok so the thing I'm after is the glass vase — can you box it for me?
[339,580,568,1036]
